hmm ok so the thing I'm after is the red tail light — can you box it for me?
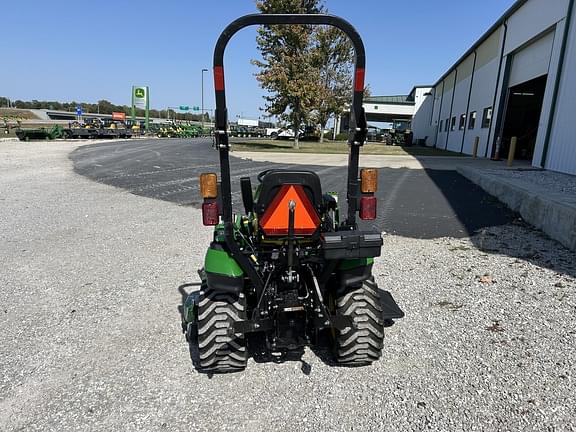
[359,196,377,220]
[202,201,219,225]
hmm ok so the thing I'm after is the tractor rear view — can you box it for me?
[182,14,404,372]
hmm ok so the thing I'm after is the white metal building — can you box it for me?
[338,87,432,133]
[412,0,576,175]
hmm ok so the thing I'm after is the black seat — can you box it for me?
[254,169,322,215]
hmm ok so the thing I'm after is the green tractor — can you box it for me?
[182,14,404,373]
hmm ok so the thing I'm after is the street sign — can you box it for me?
[179,106,189,111]
[76,106,83,116]
[193,106,200,111]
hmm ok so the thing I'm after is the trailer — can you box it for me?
[64,119,132,139]
[16,125,64,141]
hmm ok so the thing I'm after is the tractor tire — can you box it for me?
[196,288,247,372]
[334,276,385,365]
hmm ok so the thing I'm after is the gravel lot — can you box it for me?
[1,140,575,431]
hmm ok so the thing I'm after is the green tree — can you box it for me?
[97,99,115,114]
[312,25,353,143]
[252,0,325,148]
[252,0,366,145]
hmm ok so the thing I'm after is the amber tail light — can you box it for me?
[360,168,378,193]
[200,173,218,198]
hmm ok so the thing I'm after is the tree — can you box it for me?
[311,25,353,143]
[252,0,366,145]
[252,0,325,148]
[97,99,115,114]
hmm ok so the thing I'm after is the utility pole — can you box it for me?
[201,68,208,129]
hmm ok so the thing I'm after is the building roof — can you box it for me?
[364,95,415,105]
[432,0,529,88]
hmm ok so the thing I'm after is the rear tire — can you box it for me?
[335,276,385,365]
[197,288,247,372]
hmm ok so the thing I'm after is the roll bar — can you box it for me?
[212,14,368,291]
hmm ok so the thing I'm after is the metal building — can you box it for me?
[337,87,432,135]
[412,0,576,175]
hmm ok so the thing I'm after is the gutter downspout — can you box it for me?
[486,22,508,157]
[445,68,458,150]
[460,51,477,153]
[540,0,575,167]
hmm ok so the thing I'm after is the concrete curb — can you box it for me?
[457,165,576,251]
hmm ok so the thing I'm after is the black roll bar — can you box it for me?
[212,14,368,292]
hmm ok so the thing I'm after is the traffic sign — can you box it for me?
[179,106,190,111]
[193,106,200,111]
[76,106,83,116]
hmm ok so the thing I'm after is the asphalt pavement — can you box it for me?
[70,138,515,238]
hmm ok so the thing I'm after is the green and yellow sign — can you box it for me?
[133,86,148,109]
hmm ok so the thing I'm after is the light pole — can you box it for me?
[201,68,208,129]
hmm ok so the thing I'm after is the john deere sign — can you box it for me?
[131,86,150,131]
[133,86,148,109]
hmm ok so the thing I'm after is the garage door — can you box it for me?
[509,30,555,88]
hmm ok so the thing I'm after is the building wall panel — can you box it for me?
[462,58,500,156]
[446,74,472,151]
[437,85,454,146]
[504,0,568,55]
[430,84,444,146]
[411,93,434,145]
[546,6,576,175]
[476,28,502,69]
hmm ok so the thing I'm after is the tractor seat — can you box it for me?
[254,169,322,216]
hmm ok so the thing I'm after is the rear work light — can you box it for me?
[202,200,219,226]
[360,168,378,193]
[359,196,377,220]
[200,173,218,198]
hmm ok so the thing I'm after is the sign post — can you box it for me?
[131,86,135,124]
[145,88,149,132]
[76,105,83,122]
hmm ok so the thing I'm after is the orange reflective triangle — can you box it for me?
[260,184,320,236]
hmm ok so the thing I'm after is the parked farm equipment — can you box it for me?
[16,125,65,141]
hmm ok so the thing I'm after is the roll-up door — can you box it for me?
[508,31,554,88]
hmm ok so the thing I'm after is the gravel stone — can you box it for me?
[1,141,575,431]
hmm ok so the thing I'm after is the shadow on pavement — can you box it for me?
[411,154,576,278]
[71,139,575,277]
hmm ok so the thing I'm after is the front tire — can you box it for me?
[196,288,248,372]
[334,276,385,365]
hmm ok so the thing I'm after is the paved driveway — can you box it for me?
[70,138,515,238]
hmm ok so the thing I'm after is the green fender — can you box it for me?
[205,247,244,278]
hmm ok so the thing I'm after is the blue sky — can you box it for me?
[1,0,515,119]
